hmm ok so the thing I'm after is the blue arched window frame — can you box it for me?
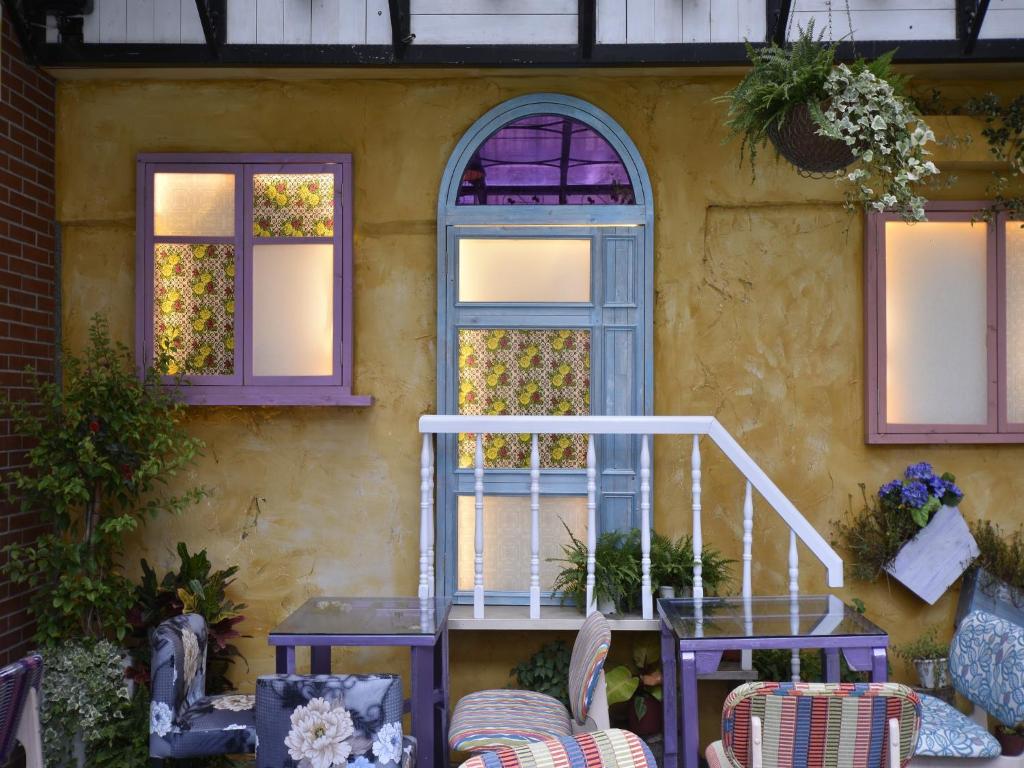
[435,94,655,604]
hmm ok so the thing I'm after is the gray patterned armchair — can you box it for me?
[149,613,257,761]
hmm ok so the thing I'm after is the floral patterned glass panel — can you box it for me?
[457,328,590,468]
[456,495,587,592]
[253,173,334,238]
[153,243,236,376]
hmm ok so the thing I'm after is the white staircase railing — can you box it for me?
[417,415,843,629]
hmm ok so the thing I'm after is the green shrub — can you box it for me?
[510,640,572,709]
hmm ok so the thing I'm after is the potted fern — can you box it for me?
[719,22,939,221]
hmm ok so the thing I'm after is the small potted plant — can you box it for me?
[833,462,976,604]
[605,638,663,737]
[958,521,1024,628]
[895,626,950,690]
[995,724,1024,757]
[550,526,642,615]
[650,531,733,599]
[718,21,939,221]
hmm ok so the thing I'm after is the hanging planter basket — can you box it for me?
[766,102,856,174]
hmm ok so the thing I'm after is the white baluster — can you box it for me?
[529,433,541,620]
[640,434,652,621]
[586,435,597,616]
[789,529,800,681]
[419,434,431,600]
[474,433,485,619]
[691,435,703,600]
[427,436,435,598]
[741,481,754,671]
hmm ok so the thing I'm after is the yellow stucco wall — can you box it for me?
[55,69,1024,749]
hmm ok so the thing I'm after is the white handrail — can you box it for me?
[418,414,844,618]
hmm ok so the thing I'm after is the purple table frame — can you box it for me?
[269,599,450,768]
[658,596,889,768]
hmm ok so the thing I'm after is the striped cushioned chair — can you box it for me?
[0,654,43,768]
[449,611,612,752]
[461,729,656,768]
[706,682,921,768]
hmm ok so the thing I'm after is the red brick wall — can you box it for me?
[0,15,57,666]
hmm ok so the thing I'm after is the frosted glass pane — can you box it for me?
[458,239,590,302]
[457,495,587,593]
[252,244,334,377]
[1007,224,1024,423]
[457,328,591,468]
[885,221,988,425]
[154,173,235,236]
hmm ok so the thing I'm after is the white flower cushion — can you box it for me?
[915,694,1001,759]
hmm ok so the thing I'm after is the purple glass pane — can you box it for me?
[456,114,635,205]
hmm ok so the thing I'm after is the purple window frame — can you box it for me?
[865,202,1022,443]
[136,153,371,406]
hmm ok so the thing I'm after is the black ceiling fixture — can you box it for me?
[387,0,414,57]
[959,0,992,54]
[194,0,226,59]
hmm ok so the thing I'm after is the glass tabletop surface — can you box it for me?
[270,596,452,637]
[658,594,886,640]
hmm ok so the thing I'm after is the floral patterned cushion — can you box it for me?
[149,614,257,759]
[915,694,1001,759]
[255,674,413,768]
[949,609,1024,728]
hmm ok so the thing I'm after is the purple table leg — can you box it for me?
[870,647,888,681]
[661,623,679,768]
[436,627,449,767]
[311,646,331,674]
[679,651,699,768]
[275,645,296,674]
[412,645,437,768]
[823,649,841,682]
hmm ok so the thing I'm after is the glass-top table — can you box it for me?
[268,597,452,768]
[658,595,890,768]
[270,596,451,638]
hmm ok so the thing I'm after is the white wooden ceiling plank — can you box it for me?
[653,0,683,42]
[97,0,128,43]
[126,0,156,42]
[410,12,577,42]
[227,0,258,43]
[283,0,312,43]
[682,0,711,42]
[626,0,656,42]
[256,0,286,43]
[596,0,627,43]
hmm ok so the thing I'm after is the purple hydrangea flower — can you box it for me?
[904,462,935,481]
[944,483,964,503]
[879,479,903,498]
[927,475,948,497]
[900,481,930,509]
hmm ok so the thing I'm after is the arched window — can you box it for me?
[435,94,654,605]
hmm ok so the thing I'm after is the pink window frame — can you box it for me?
[865,201,1022,443]
[136,153,371,406]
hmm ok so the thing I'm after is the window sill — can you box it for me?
[868,430,1024,445]
[170,385,374,407]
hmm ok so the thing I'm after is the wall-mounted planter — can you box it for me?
[956,566,1024,629]
[884,505,978,605]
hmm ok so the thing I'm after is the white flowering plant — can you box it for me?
[720,25,939,222]
[815,62,939,221]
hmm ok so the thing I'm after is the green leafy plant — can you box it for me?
[606,637,662,721]
[552,527,734,613]
[971,520,1024,592]
[966,93,1024,221]
[41,639,148,768]
[894,625,948,665]
[719,22,937,221]
[551,526,643,614]
[650,531,733,596]
[509,640,572,709]
[1,315,205,645]
[751,648,866,683]
[129,543,248,694]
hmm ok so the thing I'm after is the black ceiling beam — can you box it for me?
[32,37,1024,69]
[387,0,414,56]
[2,0,45,64]
[767,0,793,45]
[963,0,992,54]
[194,0,225,58]
[578,0,596,59]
